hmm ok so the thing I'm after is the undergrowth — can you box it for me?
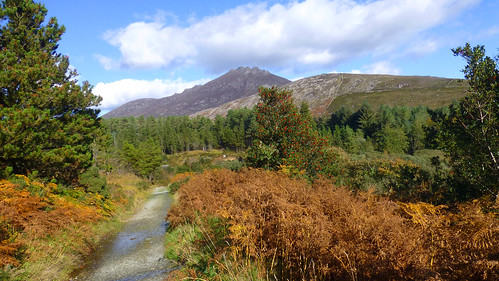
[0,172,150,280]
[166,168,499,281]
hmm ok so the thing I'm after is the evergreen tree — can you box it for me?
[123,139,162,180]
[357,101,377,137]
[0,0,101,183]
[407,106,429,154]
[328,105,355,129]
[374,125,408,154]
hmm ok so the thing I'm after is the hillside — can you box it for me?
[193,73,468,118]
[103,67,290,118]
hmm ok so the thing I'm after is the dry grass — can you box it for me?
[168,168,499,280]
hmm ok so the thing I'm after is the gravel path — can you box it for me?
[71,186,173,281]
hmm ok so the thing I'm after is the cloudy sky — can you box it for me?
[42,0,499,111]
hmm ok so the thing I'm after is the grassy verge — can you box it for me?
[164,217,265,281]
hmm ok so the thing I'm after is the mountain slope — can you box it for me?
[193,73,468,118]
[103,67,291,118]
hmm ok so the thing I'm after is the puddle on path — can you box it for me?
[70,187,173,281]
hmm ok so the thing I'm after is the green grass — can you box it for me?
[328,87,466,112]
[325,75,468,113]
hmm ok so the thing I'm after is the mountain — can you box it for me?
[192,73,468,119]
[103,67,291,118]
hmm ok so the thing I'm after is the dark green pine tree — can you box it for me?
[0,0,102,183]
[357,101,377,138]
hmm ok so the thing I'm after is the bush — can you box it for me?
[79,166,109,196]
[343,158,434,200]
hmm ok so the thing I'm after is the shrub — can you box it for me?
[79,166,109,196]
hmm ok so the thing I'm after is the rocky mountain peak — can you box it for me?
[229,66,270,75]
[103,67,290,118]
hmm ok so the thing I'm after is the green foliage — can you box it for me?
[164,217,229,278]
[344,158,434,201]
[247,86,341,178]
[101,108,256,158]
[358,101,377,137]
[331,125,372,153]
[79,166,109,196]
[164,223,203,263]
[122,139,162,180]
[246,140,279,169]
[439,44,499,199]
[328,102,434,155]
[374,125,409,153]
[0,268,10,281]
[168,177,190,194]
[0,0,101,184]
[214,158,244,172]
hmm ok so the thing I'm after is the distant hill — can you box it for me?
[193,73,468,118]
[103,67,291,118]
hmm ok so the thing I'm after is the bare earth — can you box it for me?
[71,186,173,281]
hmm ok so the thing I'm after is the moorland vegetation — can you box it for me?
[0,0,498,280]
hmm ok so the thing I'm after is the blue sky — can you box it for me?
[41,0,499,111]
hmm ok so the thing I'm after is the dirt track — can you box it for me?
[71,186,172,281]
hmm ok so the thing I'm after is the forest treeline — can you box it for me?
[102,102,443,156]
[102,108,257,154]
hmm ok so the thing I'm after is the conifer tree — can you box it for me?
[358,101,377,137]
[0,0,101,183]
[122,139,162,181]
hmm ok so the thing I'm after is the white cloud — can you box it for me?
[363,61,401,75]
[95,54,118,70]
[93,78,209,110]
[98,0,479,73]
[404,39,440,57]
[102,21,197,69]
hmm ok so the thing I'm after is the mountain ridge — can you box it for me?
[192,73,467,119]
[103,67,291,118]
[104,68,468,119]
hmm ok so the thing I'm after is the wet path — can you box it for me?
[71,186,173,281]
